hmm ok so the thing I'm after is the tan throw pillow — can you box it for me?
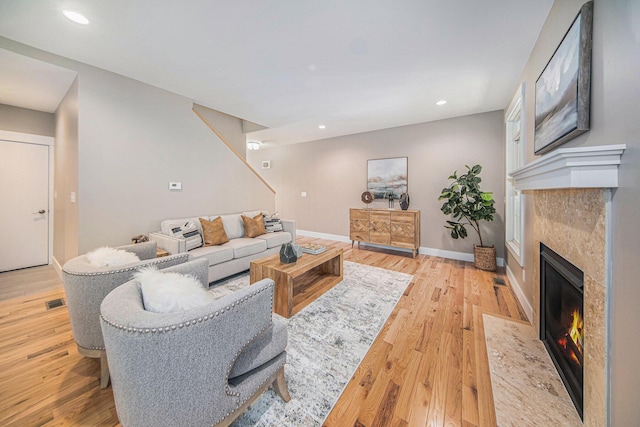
[199,217,229,246]
[242,213,267,238]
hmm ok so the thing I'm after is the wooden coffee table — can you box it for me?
[250,247,343,318]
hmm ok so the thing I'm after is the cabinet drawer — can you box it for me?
[370,211,390,223]
[350,209,369,221]
[390,211,416,224]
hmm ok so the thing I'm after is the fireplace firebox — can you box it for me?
[540,243,584,419]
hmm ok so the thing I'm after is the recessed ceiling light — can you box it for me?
[63,10,90,25]
[318,125,326,129]
[435,100,447,106]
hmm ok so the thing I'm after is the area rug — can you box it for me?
[483,314,582,427]
[209,260,413,426]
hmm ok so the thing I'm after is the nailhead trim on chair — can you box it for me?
[66,254,191,351]
[100,285,270,334]
[223,323,272,399]
[63,253,190,276]
[220,287,276,414]
[211,360,286,427]
[84,345,106,350]
[103,280,280,426]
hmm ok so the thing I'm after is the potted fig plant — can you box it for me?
[438,164,497,271]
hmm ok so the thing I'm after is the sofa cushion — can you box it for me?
[241,213,267,238]
[218,214,244,240]
[224,238,267,259]
[189,245,234,267]
[200,217,229,246]
[229,314,288,379]
[254,232,292,249]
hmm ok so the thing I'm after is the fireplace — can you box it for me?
[539,243,584,419]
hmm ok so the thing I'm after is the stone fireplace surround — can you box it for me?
[510,144,626,426]
[534,188,605,425]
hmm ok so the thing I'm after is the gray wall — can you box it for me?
[193,103,248,159]
[248,111,505,259]
[74,65,275,254]
[505,0,640,424]
[53,78,79,264]
[0,103,55,136]
[1,37,275,259]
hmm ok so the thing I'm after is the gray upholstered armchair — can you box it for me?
[100,258,291,427]
[61,241,190,388]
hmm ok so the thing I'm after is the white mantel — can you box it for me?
[510,144,626,190]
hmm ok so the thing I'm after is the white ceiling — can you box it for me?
[0,0,553,146]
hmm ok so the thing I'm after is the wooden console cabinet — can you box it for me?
[349,208,421,257]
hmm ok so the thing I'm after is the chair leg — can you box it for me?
[271,366,291,402]
[100,350,110,389]
[77,344,110,388]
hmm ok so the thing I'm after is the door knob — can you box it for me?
[33,209,46,214]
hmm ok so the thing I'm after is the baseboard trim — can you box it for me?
[296,230,351,243]
[506,264,533,323]
[296,230,504,266]
[52,256,63,280]
[420,247,473,262]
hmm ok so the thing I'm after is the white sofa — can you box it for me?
[149,210,295,283]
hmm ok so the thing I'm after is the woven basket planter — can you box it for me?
[474,244,496,271]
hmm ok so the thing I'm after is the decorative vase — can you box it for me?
[473,244,496,271]
[399,193,410,210]
[280,243,298,264]
[293,243,303,258]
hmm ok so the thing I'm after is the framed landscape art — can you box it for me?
[534,1,593,155]
[367,157,407,199]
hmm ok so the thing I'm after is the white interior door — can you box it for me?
[0,139,50,272]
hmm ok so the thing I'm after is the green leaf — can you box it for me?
[438,163,494,246]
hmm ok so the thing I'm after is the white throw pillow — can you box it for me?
[86,247,140,267]
[135,267,212,313]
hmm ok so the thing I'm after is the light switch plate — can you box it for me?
[169,182,182,190]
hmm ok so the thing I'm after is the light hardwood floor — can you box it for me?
[0,237,527,426]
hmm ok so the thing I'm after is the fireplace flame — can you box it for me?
[569,310,584,353]
[556,310,584,367]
